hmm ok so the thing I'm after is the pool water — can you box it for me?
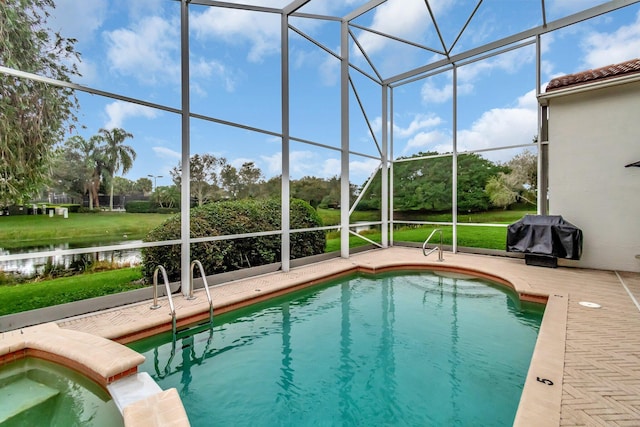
[129,271,544,426]
[0,357,123,427]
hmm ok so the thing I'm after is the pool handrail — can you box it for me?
[422,229,444,262]
[189,260,214,324]
[151,265,177,334]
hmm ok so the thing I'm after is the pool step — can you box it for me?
[0,377,59,424]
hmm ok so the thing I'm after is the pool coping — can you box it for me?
[3,248,579,426]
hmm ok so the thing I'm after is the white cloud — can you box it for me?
[421,81,454,104]
[104,101,159,129]
[49,0,108,43]
[459,47,536,81]
[581,10,640,69]
[402,89,538,160]
[291,45,340,87]
[152,146,181,161]
[192,58,237,92]
[104,16,180,84]
[546,0,608,16]
[369,113,443,141]
[260,151,380,183]
[395,114,444,138]
[355,0,445,55]
[229,157,256,169]
[319,50,340,86]
[75,59,99,85]
[404,129,451,154]
[261,151,316,177]
[347,158,381,182]
[190,7,281,62]
[457,90,538,156]
[261,152,283,176]
[420,46,535,104]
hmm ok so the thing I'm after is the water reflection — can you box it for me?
[0,241,142,276]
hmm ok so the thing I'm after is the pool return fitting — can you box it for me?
[423,229,444,262]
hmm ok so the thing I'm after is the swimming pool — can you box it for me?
[129,270,543,426]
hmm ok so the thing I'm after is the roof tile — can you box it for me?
[546,58,640,91]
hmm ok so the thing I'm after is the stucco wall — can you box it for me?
[547,80,640,272]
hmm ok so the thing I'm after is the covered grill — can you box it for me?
[507,215,583,267]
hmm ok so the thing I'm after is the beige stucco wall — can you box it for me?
[546,80,640,272]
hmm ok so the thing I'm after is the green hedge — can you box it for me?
[125,200,154,213]
[141,198,325,281]
[77,207,101,213]
[125,201,179,214]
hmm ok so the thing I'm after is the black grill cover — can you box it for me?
[507,215,582,260]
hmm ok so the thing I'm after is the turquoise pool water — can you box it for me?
[0,357,123,426]
[129,271,543,426]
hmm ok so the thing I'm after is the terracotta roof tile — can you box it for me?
[545,58,640,91]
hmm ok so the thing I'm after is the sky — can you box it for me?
[44,0,640,188]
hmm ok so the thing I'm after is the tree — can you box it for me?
[0,0,80,206]
[237,162,263,199]
[485,174,518,208]
[485,150,537,209]
[359,152,505,212]
[220,163,240,199]
[506,149,537,194]
[112,176,136,195]
[97,128,136,211]
[50,146,84,200]
[292,176,331,209]
[319,177,343,209]
[171,154,225,206]
[260,175,282,199]
[457,153,507,212]
[135,177,152,195]
[63,135,106,209]
[155,185,180,209]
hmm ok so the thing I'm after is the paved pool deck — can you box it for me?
[50,248,640,425]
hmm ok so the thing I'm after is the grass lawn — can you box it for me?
[0,212,173,249]
[317,206,533,225]
[322,207,532,252]
[0,207,531,316]
[0,267,145,316]
[325,224,509,252]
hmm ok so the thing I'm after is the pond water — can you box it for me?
[0,241,142,277]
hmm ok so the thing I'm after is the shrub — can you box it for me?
[142,215,233,281]
[141,198,325,281]
[156,207,180,214]
[125,200,155,213]
[78,207,101,213]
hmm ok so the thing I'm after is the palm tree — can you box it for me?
[65,135,107,209]
[97,128,136,211]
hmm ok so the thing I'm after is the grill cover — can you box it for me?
[506,215,582,260]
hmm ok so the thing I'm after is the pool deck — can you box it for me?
[13,248,640,426]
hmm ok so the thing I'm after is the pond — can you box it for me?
[0,241,142,277]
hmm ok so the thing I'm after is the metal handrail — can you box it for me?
[151,265,176,333]
[422,229,444,262]
[189,260,214,324]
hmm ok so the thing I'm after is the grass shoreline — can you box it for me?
[0,208,533,315]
